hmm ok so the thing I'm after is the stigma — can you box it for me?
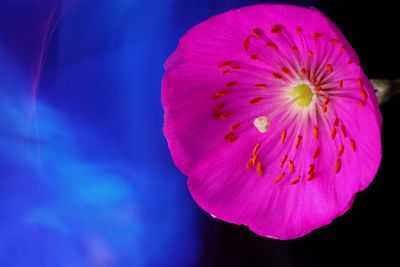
[290,83,314,107]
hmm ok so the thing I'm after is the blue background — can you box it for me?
[0,0,340,266]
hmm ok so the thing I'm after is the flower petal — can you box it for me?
[162,4,382,239]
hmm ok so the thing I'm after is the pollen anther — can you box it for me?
[224,132,238,143]
[325,64,333,72]
[218,61,232,68]
[308,164,315,175]
[331,128,337,139]
[291,176,301,185]
[313,148,320,159]
[341,125,348,137]
[360,89,368,99]
[280,154,288,167]
[281,130,287,144]
[230,122,241,131]
[274,172,285,183]
[271,24,283,34]
[247,154,258,169]
[252,143,261,156]
[350,139,356,151]
[250,97,263,104]
[252,28,264,38]
[334,118,339,127]
[313,125,319,140]
[331,38,339,44]
[288,160,295,172]
[254,84,267,89]
[335,159,342,173]
[312,32,324,39]
[338,144,345,156]
[244,37,250,51]
[281,67,291,74]
[214,90,228,99]
[307,172,316,181]
[256,161,263,176]
[266,42,277,49]
[226,81,237,88]
[295,135,303,149]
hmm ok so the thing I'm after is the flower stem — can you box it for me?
[371,79,400,104]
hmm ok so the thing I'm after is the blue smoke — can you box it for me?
[0,1,200,266]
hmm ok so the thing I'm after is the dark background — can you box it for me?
[197,1,400,266]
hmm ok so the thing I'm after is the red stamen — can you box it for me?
[350,139,356,151]
[331,128,337,139]
[313,125,319,140]
[325,64,333,72]
[250,55,260,60]
[244,37,250,51]
[307,172,317,181]
[247,154,258,169]
[281,130,287,144]
[256,161,263,176]
[250,97,263,104]
[252,143,260,156]
[266,42,277,49]
[331,38,339,44]
[281,67,291,74]
[214,89,228,99]
[291,176,301,185]
[338,144,345,156]
[230,122,241,131]
[218,61,232,68]
[252,28,264,38]
[226,81,237,88]
[224,132,238,143]
[280,154,288,167]
[312,32,324,39]
[288,160,295,173]
[341,125,348,137]
[254,84,267,89]
[274,172,285,183]
[271,24,283,34]
[335,159,342,173]
[313,148,320,159]
[295,135,303,149]
[308,164,315,175]
[334,118,339,127]
[360,89,368,99]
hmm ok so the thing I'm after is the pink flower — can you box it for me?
[162,4,382,239]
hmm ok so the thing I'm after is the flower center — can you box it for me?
[291,83,313,107]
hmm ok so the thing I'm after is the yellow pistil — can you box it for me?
[291,84,313,107]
